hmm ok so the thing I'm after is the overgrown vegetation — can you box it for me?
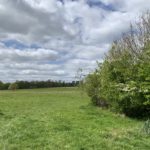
[84,12,150,118]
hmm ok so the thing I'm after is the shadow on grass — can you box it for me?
[0,110,4,116]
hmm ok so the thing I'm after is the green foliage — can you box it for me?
[0,81,9,90]
[0,80,78,90]
[15,80,78,89]
[8,83,18,91]
[84,12,150,118]
[84,71,100,103]
[84,69,109,107]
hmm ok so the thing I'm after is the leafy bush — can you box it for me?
[8,83,18,91]
[84,12,150,118]
[84,70,109,108]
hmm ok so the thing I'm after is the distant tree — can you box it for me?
[75,68,86,90]
[0,81,10,90]
[9,80,77,90]
[0,81,3,90]
[8,83,18,91]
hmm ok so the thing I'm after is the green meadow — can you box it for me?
[0,87,149,150]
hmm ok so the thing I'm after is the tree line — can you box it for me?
[84,11,150,118]
[0,80,79,90]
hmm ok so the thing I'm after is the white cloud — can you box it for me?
[0,0,149,82]
[0,47,58,62]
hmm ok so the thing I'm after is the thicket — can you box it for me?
[84,12,150,118]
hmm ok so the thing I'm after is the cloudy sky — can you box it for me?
[0,0,149,82]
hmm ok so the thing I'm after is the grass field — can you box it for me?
[0,87,149,150]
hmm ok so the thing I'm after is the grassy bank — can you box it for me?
[0,88,149,149]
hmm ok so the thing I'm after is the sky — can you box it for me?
[0,0,150,82]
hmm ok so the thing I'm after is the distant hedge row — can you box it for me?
[0,80,79,90]
[84,12,150,118]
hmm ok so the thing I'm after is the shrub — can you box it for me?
[8,83,18,91]
[84,12,150,118]
[84,70,109,108]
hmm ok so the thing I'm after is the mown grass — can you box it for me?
[0,87,149,150]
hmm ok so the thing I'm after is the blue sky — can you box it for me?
[0,0,149,82]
